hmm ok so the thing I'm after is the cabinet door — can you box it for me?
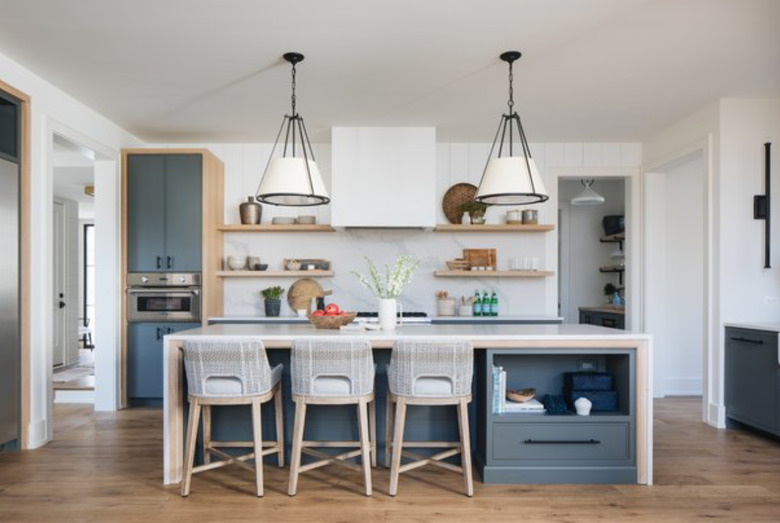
[127,322,166,399]
[127,155,166,271]
[725,329,778,433]
[163,154,202,271]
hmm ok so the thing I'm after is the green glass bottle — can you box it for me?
[490,291,498,316]
[473,290,482,316]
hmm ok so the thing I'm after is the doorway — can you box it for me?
[51,134,96,403]
[645,151,706,398]
[558,178,627,324]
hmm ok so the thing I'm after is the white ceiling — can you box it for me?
[0,0,778,143]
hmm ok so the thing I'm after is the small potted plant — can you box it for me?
[260,286,285,317]
[459,201,490,224]
[603,283,618,305]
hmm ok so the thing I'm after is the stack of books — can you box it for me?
[504,398,546,414]
[492,365,506,414]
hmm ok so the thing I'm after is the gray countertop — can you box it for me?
[724,322,780,333]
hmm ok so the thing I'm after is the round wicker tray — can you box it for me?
[442,183,478,224]
[307,312,357,329]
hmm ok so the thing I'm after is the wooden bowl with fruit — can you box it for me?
[308,303,356,329]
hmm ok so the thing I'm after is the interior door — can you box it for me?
[53,200,66,367]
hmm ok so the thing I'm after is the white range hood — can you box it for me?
[331,127,436,228]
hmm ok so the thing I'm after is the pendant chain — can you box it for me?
[507,61,514,115]
[291,62,297,116]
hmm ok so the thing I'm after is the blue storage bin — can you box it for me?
[563,371,614,391]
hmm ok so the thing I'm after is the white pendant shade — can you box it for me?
[475,156,548,205]
[256,157,329,206]
[570,180,605,206]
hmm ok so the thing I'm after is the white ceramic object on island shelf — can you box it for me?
[437,298,456,316]
[227,256,246,271]
[378,298,399,331]
[574,397,592,416]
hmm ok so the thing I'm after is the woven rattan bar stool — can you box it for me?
[386,339,474,497]
[288,338,376,496]
[181,338,284,497]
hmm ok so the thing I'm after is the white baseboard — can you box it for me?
[663,377,703,396]
[708,402,726,428]
[54,389,95,404]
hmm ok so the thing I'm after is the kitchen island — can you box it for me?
[163,323,652,486]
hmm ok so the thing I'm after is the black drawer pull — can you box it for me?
[523,439,601,445]
[730,336,764,345]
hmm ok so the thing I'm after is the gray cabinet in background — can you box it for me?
[126,154,202,272]
[725,327,780,437]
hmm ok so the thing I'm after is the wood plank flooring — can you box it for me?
[1,398,779,522]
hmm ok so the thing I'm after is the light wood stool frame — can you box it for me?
[288,393,377,496]
[385,393,473,497]
[181,381,284,497]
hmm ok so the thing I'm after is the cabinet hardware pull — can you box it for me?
[156,327,162,340]
[730,336,763,345]
[156,256,162,269]
[523,439,601,445]
[166,256,173,269]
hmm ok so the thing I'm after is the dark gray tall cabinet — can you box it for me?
[0,90,21,450]
[725,326,780,437]
[123,149,224,406]
[126,154,203,272]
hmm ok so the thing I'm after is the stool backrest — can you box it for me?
[291,338,374,397]
[389,339,474,397]
[183,338,273,398]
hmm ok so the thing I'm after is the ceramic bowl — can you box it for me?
[227,256,246,270]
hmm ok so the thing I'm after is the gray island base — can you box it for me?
[162,324,652,486]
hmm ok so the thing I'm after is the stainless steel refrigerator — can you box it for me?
[0,92,20,449]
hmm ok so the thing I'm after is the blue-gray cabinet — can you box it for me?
[126,153,203,272]
[127,322,200,403]
[725,327,780,437]
[476,349,636,484]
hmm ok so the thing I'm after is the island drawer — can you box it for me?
[492,422,630,461]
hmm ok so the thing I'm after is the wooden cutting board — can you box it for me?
[287,278,332,312]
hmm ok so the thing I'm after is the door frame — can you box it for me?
[0,79,30,449]
[643,135,715,425]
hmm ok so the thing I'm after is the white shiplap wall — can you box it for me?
[148,142,640,318]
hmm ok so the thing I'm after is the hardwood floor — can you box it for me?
[1,398,779,521]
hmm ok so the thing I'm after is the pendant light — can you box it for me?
[255,52,329,206]
[475,51,548,206]
[570,179,605,206]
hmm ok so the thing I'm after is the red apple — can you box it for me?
[311,309,325,317]
[324,303,340,315]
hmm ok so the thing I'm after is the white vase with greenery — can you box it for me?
[352,255,420,331]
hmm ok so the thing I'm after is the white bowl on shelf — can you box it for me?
[227,256,246,271]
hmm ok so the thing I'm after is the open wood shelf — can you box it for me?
[434,224,555,233]
[434,270,555,278]
[217,224,335,232]
[600,232,625,243]
[217,270,334,278]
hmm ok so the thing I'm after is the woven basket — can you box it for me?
[442,183,478,224]
[307,312,357,329]
[446,259,470,271]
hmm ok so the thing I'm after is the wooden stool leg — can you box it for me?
[389,398,407,496]
[384,393,393,468]
[251,398,264,497]
[288,399,307,496]
[202,405,211,465]
[357,399,373,496]
[369,398,377,468]
[274,384,285,468]
[457,399,474,497]
[181,398,201,497]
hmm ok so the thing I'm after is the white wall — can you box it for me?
[646,152,705,396]
[0,49,142,448]
[558,179,625,323]
[148,142,641,319]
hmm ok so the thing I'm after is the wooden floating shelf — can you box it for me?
[217,270,334,278]
[600,232,625,243]
[434,270,555,278]
[217,224,335,232]
[433,224,555,233]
